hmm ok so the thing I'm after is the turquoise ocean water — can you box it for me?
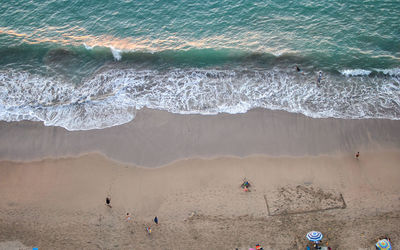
[0,0,399,130]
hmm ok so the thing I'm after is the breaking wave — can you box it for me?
[0,67,399,130]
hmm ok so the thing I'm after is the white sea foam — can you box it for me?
[83,43,93,50]
[110,47,122,61]
[0,68,399,130]
[340,69,372,76]
[375,68,400,76]
[340,68,400,77]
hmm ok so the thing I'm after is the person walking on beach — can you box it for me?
[154,216,158,224]
[126,212,132,222]
[355,152,360,159]
[105,196,112,208]
[146,226,152,235]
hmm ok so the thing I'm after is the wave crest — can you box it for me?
[340,69,372,76]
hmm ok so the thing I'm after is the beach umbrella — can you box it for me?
[376,239,391,250]
[306,231,323,242]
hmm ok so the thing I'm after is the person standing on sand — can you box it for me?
[317,71,323,85]
[154,216,158,224]
[126,213,131,221]
[105,197,112,208]
[356,152,360,159]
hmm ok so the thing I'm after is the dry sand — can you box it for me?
[0,109,400,249]
[1,151,400,249]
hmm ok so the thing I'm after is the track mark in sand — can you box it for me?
[264,195,271,216]
[337,164,346,189]
[107,170,125,197]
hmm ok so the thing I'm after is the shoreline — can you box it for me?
[1,107,400,249]
[1,108,400,167]
[1,108,400,249]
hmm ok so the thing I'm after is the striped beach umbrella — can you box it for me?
[306,231,323,242]
[376,239,391,250]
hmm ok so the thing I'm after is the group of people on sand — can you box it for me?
[145,216,158,234]
[105,196,159,235]
[295,65,323,86]
[237,243,263,250]
[241,179,251,192]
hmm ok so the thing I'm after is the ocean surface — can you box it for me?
[0,0,399,130]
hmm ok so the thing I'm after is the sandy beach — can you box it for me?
[1,108,400,166]
[2,0,400,249]
[1,109,400,249]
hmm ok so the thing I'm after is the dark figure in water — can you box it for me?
[106,197,112,208]
[154,216,158,224]
[295,65,304,75]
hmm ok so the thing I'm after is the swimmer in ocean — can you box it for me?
[295,65,304,75]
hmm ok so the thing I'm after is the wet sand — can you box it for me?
[1,108,400,166]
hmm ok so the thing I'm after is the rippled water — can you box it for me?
[0,0,399,130]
